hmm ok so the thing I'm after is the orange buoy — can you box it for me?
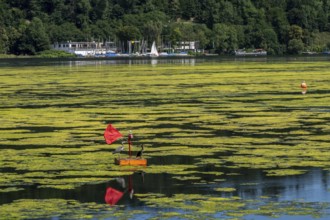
[300,81,307,94]
[301,81,307,89]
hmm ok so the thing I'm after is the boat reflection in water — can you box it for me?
[105,171,145,206]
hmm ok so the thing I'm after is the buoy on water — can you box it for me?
[104,124,147,166]
[301,81,307,94]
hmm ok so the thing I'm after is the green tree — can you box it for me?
[15,18,50,55]
[142,21,163,44]
[90,0,108,21]
[63,0,91,29]
[289,25,303,40]
[259,28,279,54]
[0,26,9,53]
[218,0,238,24]
[319,0,330,31]
[90,20,115,41]
[179,0,199,20]
[192,24,211,50]
[166,22,210,51]
[0,1,8,53]
[288,39,304,54]
[117,25,141,51]
[48,22,85,43]
[267,7,289,44]
[213,23,238,53]
[111,4,125,19]
[167,0,181,20]
[0,0,330,55]
[169,26,182,48]
[122,10,167,28]
[197,0,221,28]
[327,42,330,50]
[47,0,67,25]
[235,25,245,49]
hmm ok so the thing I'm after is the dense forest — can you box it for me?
[1,0,330,55]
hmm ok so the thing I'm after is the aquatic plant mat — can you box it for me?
[0,59,329,219]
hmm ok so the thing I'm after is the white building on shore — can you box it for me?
[52,41,117,57]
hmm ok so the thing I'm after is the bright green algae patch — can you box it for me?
[134,193,327,219]
[0,199,142,220]
[1,61,330,218]
[0,196,326,220]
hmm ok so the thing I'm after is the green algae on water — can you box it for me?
[1,61,330,219]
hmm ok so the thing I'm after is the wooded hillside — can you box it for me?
[1,0,330,55]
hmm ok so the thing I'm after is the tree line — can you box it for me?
[0,0,330,55]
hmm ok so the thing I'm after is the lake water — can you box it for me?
[0,56,329,219]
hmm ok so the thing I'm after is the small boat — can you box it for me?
[235,49,267,56]
[105,51,118,57]
[146,41,159,57]
[176,51,189,56]
[159,52,169,56]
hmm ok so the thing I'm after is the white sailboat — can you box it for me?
[149,41,159,57]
